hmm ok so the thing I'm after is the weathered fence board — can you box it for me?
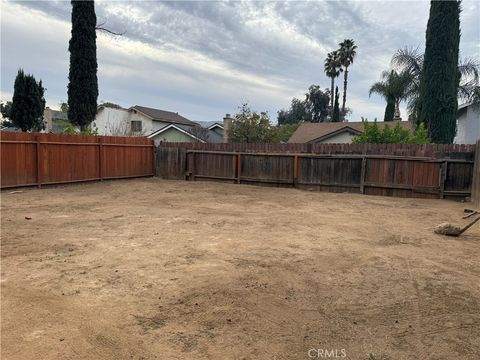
[156,144,474,200]
[470,140,480,208]
[161,142,475,158]
[156,147,186,180]
[1,132,154,188]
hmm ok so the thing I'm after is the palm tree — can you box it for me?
[338,39,357,112]
[369,70,412,121]
[324,50,342,110]
[392,47,479,123]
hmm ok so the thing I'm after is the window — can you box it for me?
[131,121,142,132]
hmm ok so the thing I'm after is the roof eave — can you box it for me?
[147,124,206,143]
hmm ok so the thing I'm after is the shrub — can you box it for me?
[63,123,98,135]
[352,118,429,144]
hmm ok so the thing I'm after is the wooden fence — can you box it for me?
[157,146,474,200]
[1,132,154,189]
[470,139,480,208]
[160,142,476,158]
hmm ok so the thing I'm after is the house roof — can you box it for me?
[195,121,224,130]
[130,105,196,126]
[0,125,21,132]
[205,129,224,143]
[146,123,224,143]
[288,121,413,143]
[458,102,480,116]
[147,123,206,143]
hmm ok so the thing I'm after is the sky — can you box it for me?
[1,1,479,124]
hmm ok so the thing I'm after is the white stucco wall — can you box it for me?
[93,107,154,136]
[314,131,355,144]
[454,104,480,144]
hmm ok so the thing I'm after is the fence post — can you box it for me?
[151,142,156,177]
[439,161,448,199]
[360,157,367,194]
[471,140,480,208]
[35,134,42,188]
[236,153,241,184]
[293,155,298,186]
[191,152,196,181]
[98,137,103,180]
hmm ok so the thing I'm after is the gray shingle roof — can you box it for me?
[147,123,224,143]
[130,105,196,126]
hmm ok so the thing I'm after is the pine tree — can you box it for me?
[418,0,461,143]
[10,69,46,132]
[68,0,98,131]
[332,86,340,122]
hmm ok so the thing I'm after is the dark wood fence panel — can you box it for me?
[161,142,475,158]
[1,132,154,189]
[443,161,474,198]
[158,146,474,200]
[241,154,294,185]
[297,157,362,193]
[161,142,309,153]
[363,158,440,198]
[191,152,237,182]
[156,147,186,180]
[469,140,480,208]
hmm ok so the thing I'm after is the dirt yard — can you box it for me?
[1,178,479,360]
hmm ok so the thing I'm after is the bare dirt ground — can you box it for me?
[1,178,479,360]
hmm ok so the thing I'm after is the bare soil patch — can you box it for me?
[1,178,480,359]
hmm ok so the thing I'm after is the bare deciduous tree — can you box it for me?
[188,125,210,142]
[106,120,147,137]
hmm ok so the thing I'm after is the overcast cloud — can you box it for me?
[1,0,479,123]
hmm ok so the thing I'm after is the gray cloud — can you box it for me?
[2,0,479,123]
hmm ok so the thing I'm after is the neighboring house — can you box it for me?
[147,121,224,144]
[0,124,20,132]
[193,121,224,143]
[288,121,413,144]
[94,104,225,144]
[43,107,69,133]
[147,123,207,143]
[455,102,480,144]
[93,105,197,136]
[199,121,224,137]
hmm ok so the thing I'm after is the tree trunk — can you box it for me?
[330,77,334,109]
[394,99,401,120]
[342,67,348,112]
[384,97,395,121]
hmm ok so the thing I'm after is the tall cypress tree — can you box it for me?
[68,0,98,131]
[418,0,461,143]
[10,69,46,132]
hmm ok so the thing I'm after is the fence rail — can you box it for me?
[1,132,154,189]
[157,146,473,200]
[160,142,476,158]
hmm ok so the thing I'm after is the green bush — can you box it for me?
[63,123,98,135]
[352,118,429,144]
[269,123,299,143]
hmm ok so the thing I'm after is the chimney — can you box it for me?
[223,113,233,143]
